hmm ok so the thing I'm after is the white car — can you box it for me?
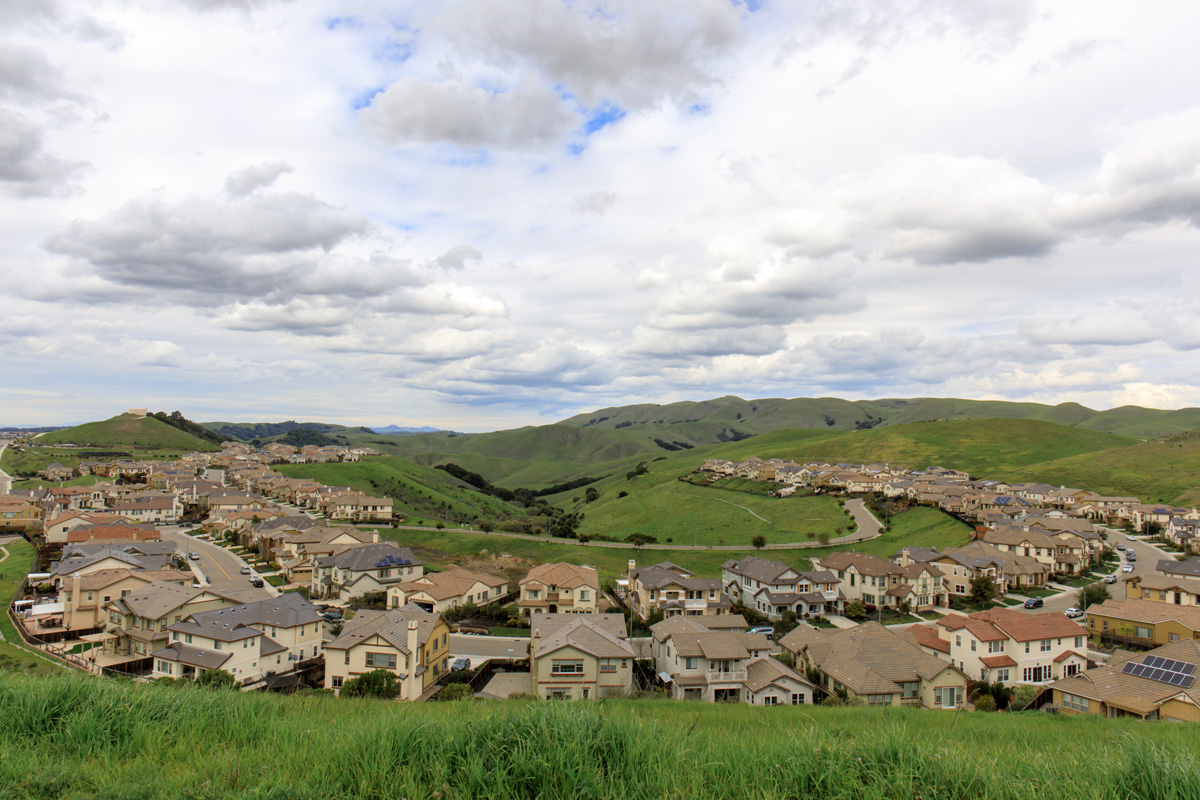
[1123,564,1135,572]
[1064,607,1084,618]
[240,566,252,575]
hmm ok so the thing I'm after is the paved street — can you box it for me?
[158,527,276,603]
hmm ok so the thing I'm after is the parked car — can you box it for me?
[249,577,264,588]
[1023,598,1043,609]
[451,657,471,672]
[1123,564,1135,573]
[188,552,200,560]
[1116,544,1126,551]
[240,566,251,575]
[322,609,342,621]
[1065,607,1084,618]
[1126,552,1136,561]
[747,626,774,640]
[1104,575,1118,584]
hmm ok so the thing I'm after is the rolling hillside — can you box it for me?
[559,395,1200,441]
[36,413,220,451]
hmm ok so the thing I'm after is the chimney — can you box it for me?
[628,559,636,576]
[404,618,420,701]
[71,571,81,610]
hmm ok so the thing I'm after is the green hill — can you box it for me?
[559,395,1200,441]
[0,671,1190,800]
[37,413,220,451]
[204,420,376,442]
[1001,432,1200,506]
[275,457,526,526]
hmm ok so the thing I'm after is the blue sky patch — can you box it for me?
[584,102,626,135]
[352,87,385,110]
[325,16,361,31]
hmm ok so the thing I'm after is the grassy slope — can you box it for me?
[276,457,524,526]
[0,538,55,674]
[1002,435,1200,505]
[0,672,1193,800]
[37,414,219,451]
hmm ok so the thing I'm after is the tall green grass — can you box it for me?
[1,672,1197,800]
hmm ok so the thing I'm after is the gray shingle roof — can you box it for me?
[318,542,421,571]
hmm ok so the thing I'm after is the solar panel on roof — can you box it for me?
[1183,663,1197,675]
[1144,655,1164,669]
[1162,659,1179,671]
[1131,663,1148,677]
[1170,673,1186,686]
[1183,676,1196,689]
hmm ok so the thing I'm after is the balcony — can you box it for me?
[707,670,747,684]
[684,599,708,610]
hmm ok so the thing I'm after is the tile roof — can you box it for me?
[531,613,628,640]
[319,542,421,571]
[1049,639,1200,715]
[324,603,443,654]
[720,556,798,584]
[743,655,815,694]
[394,567,508,601]
[533,617,635,659]
[1088,598,1200,630]
[521,562,599,590]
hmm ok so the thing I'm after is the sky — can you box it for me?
[4,0,1200,431]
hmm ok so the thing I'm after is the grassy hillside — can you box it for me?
[0,672,1194,800]
[1,446,204,479]
[700,419,1138,477]
[37,413,220,451]
[0,538,56,674]
[1002,433,1200,505]
[560,394,1200,440]
[275,458,525,526]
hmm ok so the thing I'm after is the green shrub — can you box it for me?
[974,694,996,712]
[439,683,474,701]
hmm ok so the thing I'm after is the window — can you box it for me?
[1064,663,1081,677]
[791,693,806,705]
[1134,626,1152,639]
[970,640,976,652]
[1170,632,1181,642]
[552,660,584,674]
[684,657,698,670]
[600,658,618,673]
[331,676,343,689]
[579,590,589,601]
[344,651,350,665]
[955,635,962,647]
[988,640,1004,654]
[214,641,222,651]
[549,689,570,700]
[867,694,891,706]
[762,695,779,705]
[1074,636,1083,649]
[155,660,173,675]
[1061,692,1089,712]
[1025,642,1031,654]
[996,669,1009,683]
[365,652,397,670]
[172,632,180,642]
[900,682,919,698]
[1022,666,1050,683]
[1041,639,1052,652]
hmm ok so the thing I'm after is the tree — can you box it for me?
[974,694,996,712]
[845,600,867,620]
[1077,581,1111,609]
[340,669,399,699]
[1011,684,1039,711]
[817,531,831,547]
[478,520,494,533]
[897,599,911,615]
[195,669,237,690]
[751,535,767,550]
[584,487,600,503]
[436,522,445,530]
[1144,520,1164,537]
[773,610,798,640]
[969,574,998,604]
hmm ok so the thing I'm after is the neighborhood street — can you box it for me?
[159,527,277,603]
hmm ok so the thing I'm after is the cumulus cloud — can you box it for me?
[224,162,294,198]
[575,191,616,215]
[435,245,483,271]
[0,109,88,197]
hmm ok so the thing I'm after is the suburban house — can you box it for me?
[650,616,814,704]
[43,511,133,543]
[980,527,1088,576]
[915,609,1088,685]
[59,567,193,631]
[779,621,969,709]
[323,603,451,699]
[386,567,510,613]
[51,542,178,583]
[1122,573,1200,606]
[626,560,730,620]
[518,562,601,615]
[109,497,182,525]
[1155,557,1200,581]
[310,543,424,601]
[1049,641,1200,721]
[1086,599,1200,649]
[0,495,44,532]
[102,582,244,660]
[721,555,844,619]
[813,551,946,612]
[895,543,1049,597]
[154,593,324,684]
[530,614,637,700]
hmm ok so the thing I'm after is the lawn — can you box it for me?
[797,506,973,562]
[1015,586,1058,598]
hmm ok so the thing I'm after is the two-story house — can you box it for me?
[323,603,451,699]
[779,622,968,709]
[518,563,600,616]
[914,609,1088,685]
[154,593,324,684]
[310,543,424,601]
[102,582,244,660]
[721,556,845,619]
[650,616,815,705]
[59,567,192,631]
[626,560,730,620]
[387,567,510,613]
[814,551,946,612]
[530,614,636,700]
[1123,573,1200,606]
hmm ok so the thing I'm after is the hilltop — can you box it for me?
[559,395,1200,442]
[36,413,220,452]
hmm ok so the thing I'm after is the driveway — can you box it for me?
[449,633,529,661]
[158,528,276,603]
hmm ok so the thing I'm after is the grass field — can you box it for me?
[0,538,56,674]
[0,671,1195,800]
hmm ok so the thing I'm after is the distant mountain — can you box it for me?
[202,420,375,442]
[558,396,1200,441]
[369,425,447,435]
